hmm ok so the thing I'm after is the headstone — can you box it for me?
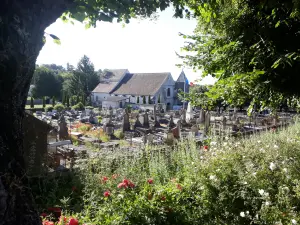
[57,115,69,140]
[134,114,142,129]
[191,124,198,134]
[204,111,211,134]
[105,116,114,135]
[153,105,160,127]
[222,116,227,130]
[143,111,150,128]
[186,102,193,123]
[147,133,154,144]
[168,114,176,129]
[122,109,130,132]
[180,108,187,124]
[172,119,181,139]
[197,109,205,124]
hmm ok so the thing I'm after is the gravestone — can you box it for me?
[134,114,142,129]
[191,124,199,134]
[122,109,130,132]
[143,111,150,128]
[180,108,187,124]
[58,115,69,140]
[197,109,205,124]
[172,119,181,139]
[222,116,227,130]
[204,111,211,134]
[168,114,176,129]
[147,133,154,144]
[153,105,160,127]
[186,102,193,123]
[105,115,114,135]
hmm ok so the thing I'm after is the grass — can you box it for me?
[34,118,300,225]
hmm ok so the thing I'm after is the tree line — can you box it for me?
[30,55,100,107]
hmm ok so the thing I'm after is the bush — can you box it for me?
[85,106,93,110]
[114,130,125,139]
[72,102,84,110]
[33,120,300,225]
[45,105,53,112]
[54,103,65,112]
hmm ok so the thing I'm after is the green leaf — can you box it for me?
[85,23,91,29]
[49,34,60,40]
[275,21,280,28]
[73,12,86,22]
[53,39,61,45]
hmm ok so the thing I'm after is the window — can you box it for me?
[96,96,99,101]
[167,88,171,97]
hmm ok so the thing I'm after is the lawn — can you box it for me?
[35,118,300,225]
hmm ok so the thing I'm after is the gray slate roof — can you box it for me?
[92,82,118,93]
[176,71,188,83]
[101,69,128,82]
[113,73,170,96]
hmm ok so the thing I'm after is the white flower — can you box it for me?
[246,211,249,215]
[225,136,229,140]
[259,148,265,152]
[243,181,248,185]
[269,162,276,171]
[118,194,124,199]
[240,212,245,217]
[274,144,279,149]
[259,189,265,195]
[191,162,195,165]
[264,192,269,197]
[211,141,217,146]
[283,168,288,173]
[209,175,216,181]
[292,219,297,225]
[253,172,257,176]
[265,201,270,206]
[257,140,261,143]
[223,142,228,146]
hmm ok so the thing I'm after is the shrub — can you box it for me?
[100,133,110,142]
[85,106,93,110]
[45,105,53,112]
[72,102,84,110]
[114,130,124,139]
[54,103,65,112]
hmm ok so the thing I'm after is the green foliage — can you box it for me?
[31,66,62,99]
[33,121,300,224]
[114,130,125,139]
[72,102,85,110]
[76,95,80,104]
[45,105,53,112]
[180,0,300,111]
[143,96,146,104]
[54,103,65,112]
[52,96,56,107]
[30,97,34,108]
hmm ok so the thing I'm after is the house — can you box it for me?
[92,69,189,110]
[174,70,190,107]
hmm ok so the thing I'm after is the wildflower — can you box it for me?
[203,145,209,151]
[265,201,271,206]
[243,181,248,185]
[161,196,166,201]
[240,212,245,217]
[43,220,54,225]
[257,140,261,143]
[69,218,79,225]
[246,211,249,215]
[41,213,48,218]
[128,182,135,188]
[118,194,124,199]
[274,144,279,149]
[292,219,297,224]
[209,175,216,181]
[269,162,277,171]
[123,179,130,185]
[147,178,154,184]
[211,141,217,146]
[176,183,182,190]
[117,182,127,189]
[102,176,109,183]
[259,189,264,196]
[71,186,77,192]
[59,216,68,224]
[103,191,110,197]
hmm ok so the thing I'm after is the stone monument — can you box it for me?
[57,115,69,140]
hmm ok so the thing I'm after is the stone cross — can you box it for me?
[122,109,130,132]
[143,111,150,128]
[57,115,69,140]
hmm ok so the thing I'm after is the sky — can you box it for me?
[37,7,215,84]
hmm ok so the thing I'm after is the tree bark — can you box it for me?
[0,1,71,224]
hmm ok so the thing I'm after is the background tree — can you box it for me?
[0,1,187,224]
[31,66,62,99]
[179,0,300,113]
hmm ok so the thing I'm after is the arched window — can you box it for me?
[167,88,171,97]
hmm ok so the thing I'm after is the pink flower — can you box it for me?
[147,178,154,184]
[176,183,182,191]
[103,191,110,197]
[43,220,54,225]
[102,176,109,183]
[190,82,194,86]
[117,182,127,189]
[68,218,79,225]
[59,216,68,224]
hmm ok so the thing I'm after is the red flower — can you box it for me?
[117,182,127,189]
[203,145,209,151]
[43,220,54,225]
[71,186,77,192]
[48,207,61,217]
[190,82,194,86]
[102,176,109,183]
[123,179,130,185]
[68,218,79,225]
[176,183,182,191]
[161,196,166,201]
[59,216,68,224]
[103,191,110,197]
[41,213,48,218]
[147,178,154,184]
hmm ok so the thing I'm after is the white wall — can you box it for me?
[92,93,110,104]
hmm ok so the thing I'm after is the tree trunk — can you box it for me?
[0,1,70,224]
